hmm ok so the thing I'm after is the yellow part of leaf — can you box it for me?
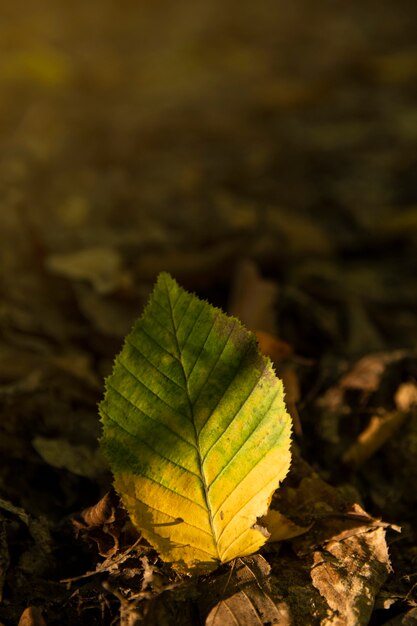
[100,273,292,573]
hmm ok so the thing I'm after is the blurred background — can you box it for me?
[1,0,417,357]
[1,1,417,622]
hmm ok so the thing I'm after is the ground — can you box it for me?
[0,1,417,624]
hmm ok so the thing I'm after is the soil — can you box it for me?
[1,1,417,624]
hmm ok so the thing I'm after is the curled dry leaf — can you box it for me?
[73,490,130,557]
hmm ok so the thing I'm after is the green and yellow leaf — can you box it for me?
[99,273,291,573]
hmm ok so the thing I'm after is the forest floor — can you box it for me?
[1,0,417,624]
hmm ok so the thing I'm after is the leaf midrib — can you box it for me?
[163,276,220,560]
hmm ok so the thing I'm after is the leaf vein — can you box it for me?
[216,470,281,546]
[146,310,177,341]
[124,339,185,392]
[223,600,240,626]
[130,493,212,535]
[219,528,252,561]
[137,326,179,361]
[191,321,236,411]
[164,281,219,552]
[240,591,264,625]
[208,387,278,489]
[201,362,264,461]
[102,408,200,480]
[135,494,214,558]
[106,382,196,450]
[185,313,218,381]
[178,300,206,354]
[118,360,192,421]
[173,292,193,335]
[135,473,208,513]
[151,295,172,317]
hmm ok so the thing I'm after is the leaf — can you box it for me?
[203,555,290,626]
[310,524,391,626]
[100,273,292,573]
[259,508,310,543]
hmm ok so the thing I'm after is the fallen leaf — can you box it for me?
[228,259,279,335]
[45,246,131,295]
[32,437,106,479]
[100,273,292,573]
[17,606,47,626]
[338,351,410,394]
[283,469,394,626]
[254,330,294,364]
[73,490,129,557]
[203,555,291,626]
[342,411,408,468]
[310,523,391,626]
[260,508,310,543]
[395,382,417,412]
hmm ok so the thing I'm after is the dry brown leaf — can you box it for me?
[17,607,47,626]
[228,259,279,334]
[342,411,408,468]
[280,365,303,436]
[73,490,129,557]
[339,351,409,394]
[255,330,302,434]
[255,330,294,363]
[136,452,393,625]
[260,508,310,543]
[310,524,391,626]
[285,482,394,626]
[395,382,417,412]
[203,555,291,626]
[316,350,417,451]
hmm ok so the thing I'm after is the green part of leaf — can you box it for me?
[100,272,292,573]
